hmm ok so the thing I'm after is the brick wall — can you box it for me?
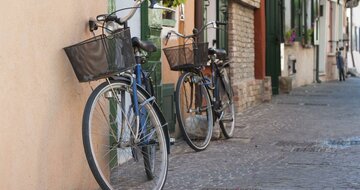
[228,0,271,112]
[234,0,260,8]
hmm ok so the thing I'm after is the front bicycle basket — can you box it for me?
[163,42,208,71]
[64,28,135,82]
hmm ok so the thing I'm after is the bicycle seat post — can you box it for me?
[134,47,143,86]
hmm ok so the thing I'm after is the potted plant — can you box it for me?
[302,29,313,48]
[163,0,186,7]
[306,29,313,44]
[162,0,186,27]
[284,29,296,46]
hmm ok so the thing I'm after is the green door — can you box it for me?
[141,2,162,98]
[266,0,282,95]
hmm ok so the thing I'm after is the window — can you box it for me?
[284,0,292,32]
[162,0,176,27]
[291,0,303,39]
[284,0,314,42]
[313,0,320,45]
[304,0,313,43]
[338,2,343,42]
[329,1,337,53]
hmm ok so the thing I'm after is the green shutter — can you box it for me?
[217,0,228,50]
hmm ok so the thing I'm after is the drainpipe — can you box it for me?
[195,0,204,42]
[316,44,321,83]
[315,2,321,83]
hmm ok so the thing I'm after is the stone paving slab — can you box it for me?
[164,78,360,190]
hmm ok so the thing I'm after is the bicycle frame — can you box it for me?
[134,46,150,143]
[187,58,230,119]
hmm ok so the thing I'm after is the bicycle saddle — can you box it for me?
[132,37,157,53]
[208,48,227,60]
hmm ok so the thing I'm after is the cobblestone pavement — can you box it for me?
[164,78,360,190]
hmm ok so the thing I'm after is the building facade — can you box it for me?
[267,0,348,94]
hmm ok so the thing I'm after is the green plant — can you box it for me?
[163,0,186,7]
[306,29,313,41]
[285,30,292,41]
[285,29,296,43]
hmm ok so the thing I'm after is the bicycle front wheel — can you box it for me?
[175,72,213,151]
[83,80,168,190]
[217,67,235,138]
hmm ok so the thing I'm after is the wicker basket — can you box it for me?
[64,28,135,82]
[163,42,208,71]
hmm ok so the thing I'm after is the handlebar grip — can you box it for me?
[164,32,171,45]
[216,21,227,26]
[192,28,198,35]
[105,15,118,22]
[96,14,118,22]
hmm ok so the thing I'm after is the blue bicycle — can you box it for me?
[64,0,171,189]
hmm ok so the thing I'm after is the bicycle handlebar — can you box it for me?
[164,21,227,45]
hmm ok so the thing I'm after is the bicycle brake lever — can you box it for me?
[212,21,217,29]
[164,33,171,46]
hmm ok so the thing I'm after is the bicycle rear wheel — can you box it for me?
[175,72,213,151]
[83,80,168,190]
[217,67,235,138]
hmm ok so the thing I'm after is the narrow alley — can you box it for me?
[165,78,360,189]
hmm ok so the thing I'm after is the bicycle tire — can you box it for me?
[217,67,235,138]
[175,72,213,151]
[141,75,156,180]
[83,79,168,190]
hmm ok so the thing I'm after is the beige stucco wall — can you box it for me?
[283,42,315,88]
[0,1,106,189]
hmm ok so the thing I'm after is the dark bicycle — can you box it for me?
[163,21,235,151]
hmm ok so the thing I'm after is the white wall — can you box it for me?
[347,5,360,69]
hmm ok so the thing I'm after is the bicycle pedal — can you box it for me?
[220,117,234,123]
[131,148,139,162]
[214,109,224,118]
